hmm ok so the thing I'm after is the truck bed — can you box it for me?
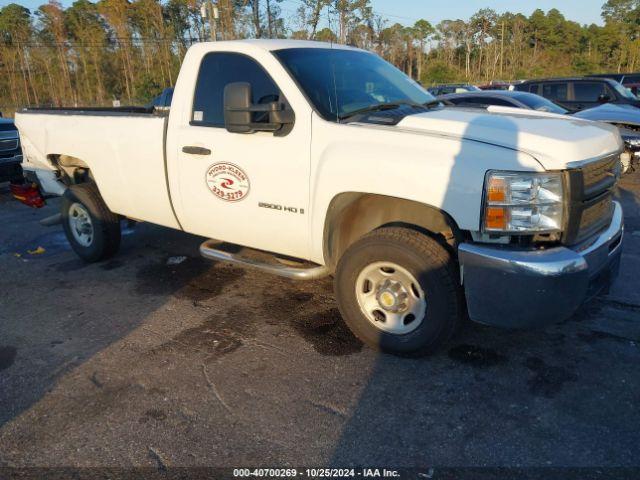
[15,107,180,230]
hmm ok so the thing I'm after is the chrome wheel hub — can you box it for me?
[355,261,426,334]
[68,203,94,247]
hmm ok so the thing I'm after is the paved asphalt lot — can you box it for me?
[0,174,639,473]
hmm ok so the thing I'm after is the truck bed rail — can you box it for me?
[19,106,166,117]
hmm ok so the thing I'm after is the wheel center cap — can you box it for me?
[376,280,409,313]
[379,291,396,309]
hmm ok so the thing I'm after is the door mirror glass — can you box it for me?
[224,82,295,135]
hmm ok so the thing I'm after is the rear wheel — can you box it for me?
[335,227,462,356]
[61,183,121,262]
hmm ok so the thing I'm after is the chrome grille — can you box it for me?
[0,138,18,152]
[564,153,620,245]
[578,196,613,242]
[580,154,619,199]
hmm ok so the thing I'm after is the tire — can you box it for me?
[334,227,462,357]
[61,183,121,262]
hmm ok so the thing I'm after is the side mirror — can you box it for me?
[597,94,611,104]
[224,82,295,135]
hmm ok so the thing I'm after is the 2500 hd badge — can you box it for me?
[258,202,305,214]
[205,162,250,202]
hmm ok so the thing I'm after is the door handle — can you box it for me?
[182,146,211,155]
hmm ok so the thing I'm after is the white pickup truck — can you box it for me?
[16,40,624,356]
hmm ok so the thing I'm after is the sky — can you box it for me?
[370,0,605,26]
[1,0,607,27]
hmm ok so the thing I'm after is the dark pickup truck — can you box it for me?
[0,119,22,182]
[514,77,640,111]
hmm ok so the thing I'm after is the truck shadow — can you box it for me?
[0,187,217,429]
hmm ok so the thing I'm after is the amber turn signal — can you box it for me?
[485,206,507,230]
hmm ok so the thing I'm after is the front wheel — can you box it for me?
[334,227,462,356]
[61,183,121,262]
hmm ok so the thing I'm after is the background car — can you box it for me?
[438,90,566,112]
[0,118,23,183]
[513,77,640,111]
[477,80,519,90]
[426,83,480,96]
[589,72,640,96]
[622,82,640,97]
[439,90,640,172]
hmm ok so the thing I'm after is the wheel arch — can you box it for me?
[46,154,93,185]
[323,192,464,268]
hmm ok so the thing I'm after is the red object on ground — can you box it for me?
[10,182,45,208]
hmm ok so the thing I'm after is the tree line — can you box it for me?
[0,0,639,114]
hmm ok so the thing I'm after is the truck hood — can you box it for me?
[395,106,622,170]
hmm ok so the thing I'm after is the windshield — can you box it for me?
[517,94,568,114]
[273,48,435,121]
[612,81,638,100]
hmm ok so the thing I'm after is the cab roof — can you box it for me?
[193,39,361,52]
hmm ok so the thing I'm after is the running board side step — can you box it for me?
[40,213,62,226]
[199,239,332,281]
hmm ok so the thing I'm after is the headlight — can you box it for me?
[482,171,564,233]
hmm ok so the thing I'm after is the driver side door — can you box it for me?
[170,52,312,260]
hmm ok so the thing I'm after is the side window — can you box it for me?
[542,82,568,101]
[624,75,640,83]
[192,52,280,127]
[573,82,605,102]
[527,83,540,94]
[482,97,516,107]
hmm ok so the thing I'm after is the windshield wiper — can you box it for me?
[338,101,422,121]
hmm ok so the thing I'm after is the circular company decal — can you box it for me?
[205,162,250,202]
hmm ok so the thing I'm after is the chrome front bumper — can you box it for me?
[459,201,624,328]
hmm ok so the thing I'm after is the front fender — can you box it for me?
[308,119,542,264]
